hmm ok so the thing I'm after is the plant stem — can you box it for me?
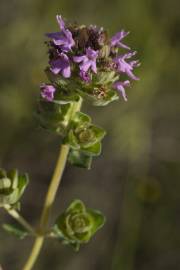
[22,98,82,270]
[22,144,69,270]
[4,205,35,235]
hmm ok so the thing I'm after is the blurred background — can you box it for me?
[0,0,180,269]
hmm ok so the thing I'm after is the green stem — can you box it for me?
[22,99,82,270]
[4,205,35,235]
[22,144,69,270]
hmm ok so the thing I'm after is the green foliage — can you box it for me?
[0,169,29,207]
[68,149,92,169]
[64,112,106,168]
[2,223,28,239]
[53,199,105,250]
[94,71,119,85]
[46,68,119,107]
[65,112,106,149]
[37,98,82,136]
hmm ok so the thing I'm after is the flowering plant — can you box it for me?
[0,15,139,270]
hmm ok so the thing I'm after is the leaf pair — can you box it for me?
[0,169,28,207]
[65,112,106,169]
[53,199,105,251]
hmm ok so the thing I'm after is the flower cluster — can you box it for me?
[40,15,140,104]
[38,15,140,169]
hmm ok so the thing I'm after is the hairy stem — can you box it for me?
[22,99,82,270]
[4,205,35,235]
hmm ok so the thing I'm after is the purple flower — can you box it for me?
[49,53,71,78]
[113,51,140,80]
[73,47,98,73]
[46,15,75,52]
[79,70,91,83]
[111,30,130,50]
[40,84,56,101]
[113,80,130,101]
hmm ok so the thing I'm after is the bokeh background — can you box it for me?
[0,0,180,269]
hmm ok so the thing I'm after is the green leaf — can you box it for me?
[53,88,81,105]
[1,189,19,206]
[2,223,28,239]
[73,112,91,125]
[0,169,7,178]
[53,214,68,239]
[72,230,92,243]
[90,125,106,141]
[82,142,102,156]
[53,95,80,105]
[68,149,92,169]
[7,169,18,189]
[66,199,86,214]
[17,173,29,198]
[69,241,80,252]
[0,178,11,190]
[0,170,29,207]
[87,209,106,235]
[37,101,73,135]
[64,130,80,149]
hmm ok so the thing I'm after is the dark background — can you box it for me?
[0,0,180,269]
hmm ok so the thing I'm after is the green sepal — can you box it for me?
[93,71,119,85]
[76,88,119,106]
[68,149,92,169]
[45,67,119,106]
[92,89,119,106]
[99,45,111,58]
[2,223,29,239]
